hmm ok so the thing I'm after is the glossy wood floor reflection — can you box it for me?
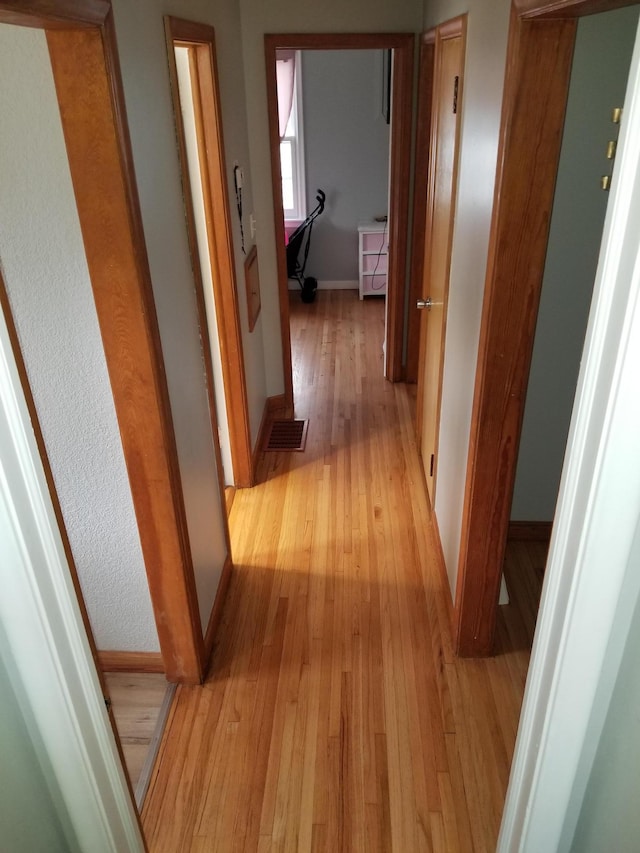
[142,291,539,852]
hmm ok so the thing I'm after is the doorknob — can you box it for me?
[417,297,438,310]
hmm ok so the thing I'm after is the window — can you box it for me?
[277,50,306,222]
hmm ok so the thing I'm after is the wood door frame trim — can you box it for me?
[0,0,108,28]
[264,32,415,405]
[415,15,467,502]
[165,16,254,490]
[98,651,165,673]
[454,0,637,656]
[0,0,206,685]
[406,31,436,385]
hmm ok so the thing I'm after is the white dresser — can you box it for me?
[358,220,388,299]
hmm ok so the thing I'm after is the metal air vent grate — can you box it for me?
[263,419,309,452]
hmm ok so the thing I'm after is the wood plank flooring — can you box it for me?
[142,290,539,852]
[106,672,172,801]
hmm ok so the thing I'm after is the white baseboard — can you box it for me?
[288,279,358,291]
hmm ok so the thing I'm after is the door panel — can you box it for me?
[417,20,466,506]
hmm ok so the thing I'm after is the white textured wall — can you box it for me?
[239,0,422,395]
[302,50,390,283]
[0,25,158,652]
[112,0,263,630]
[511,6,640,522]
[423,0,512,595]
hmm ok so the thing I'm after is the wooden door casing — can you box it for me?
[416,17,467,507]
[165,16,254,490]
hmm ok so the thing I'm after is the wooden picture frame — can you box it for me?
[244,244,261,332]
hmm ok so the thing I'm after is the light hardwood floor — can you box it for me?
[105,672,172,803]
[142,291,540,852]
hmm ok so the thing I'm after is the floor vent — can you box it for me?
[263,419,309,452]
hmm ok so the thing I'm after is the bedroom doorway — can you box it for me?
[265,33,414,408]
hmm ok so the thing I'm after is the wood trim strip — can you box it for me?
[386,34,415,382]
[265,38,291,403]
[166,16,215,43]
[438,15,467,39]
[190,33,253,490]
[515,0,634,17]
[415,15,467,471]
[47,21,205,683]
[265,33,414,397]
[431,16,467,498]
[265,36,295,408]
[98,651,165,674]
[0,0,109,28]
[165,17,254,489]
[406,32,436,384]
[225,486,236,515]
[507,521,553,542]
[265,32,418,50]
[267,393,288,413]
[454,15,577,657]
[163,32,232,527]
[204,554,233,664]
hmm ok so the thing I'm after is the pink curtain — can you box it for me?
[276,49,296,139]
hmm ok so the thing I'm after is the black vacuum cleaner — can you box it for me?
[285,189,325,303]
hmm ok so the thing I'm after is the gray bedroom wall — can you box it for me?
[301,49,390,284]
[510,5,640,521]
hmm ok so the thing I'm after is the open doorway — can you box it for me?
[280,49,391,302]
[456,0,640,656]
[265,34,414,408]
[165,17,254,494]
[277,47,392,396]
[502,4,640,646]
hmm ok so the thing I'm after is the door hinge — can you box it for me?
[430,454,435,477]
[104,697,112,712]
[453,76,459,114]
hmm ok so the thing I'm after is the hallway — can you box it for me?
[142,291,533,851]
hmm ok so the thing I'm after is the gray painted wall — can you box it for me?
[511,6,640,521]
[301,50,390,283]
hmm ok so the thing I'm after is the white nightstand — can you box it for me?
[358,220,388,300]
